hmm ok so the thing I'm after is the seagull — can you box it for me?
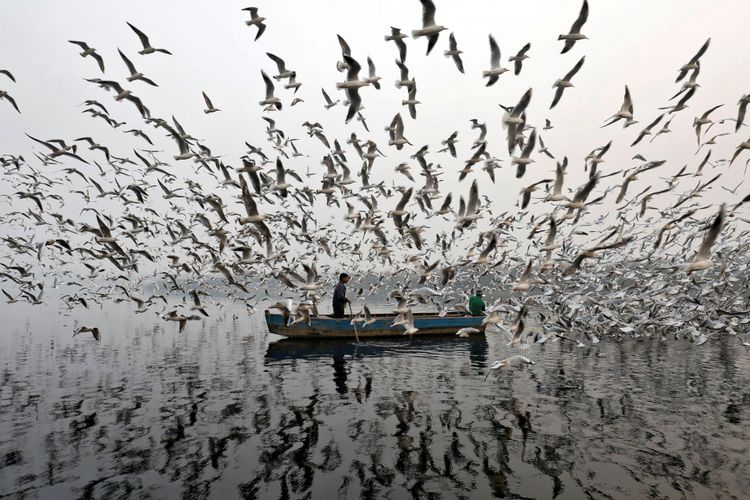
[563,237,633,276]
[444,33,465,73]
[267,52,294,81]
[202,91,220,114]
[68,41,105,72]
[26,134,88,164]
[440,131,458,157]
[259,70,282,110]
[86,79,150,118]
[676,38,710,83]
[384,27,408,62]
[456,179,481,228]
[74,326,101,341]
[403,79,420,119]
[670,64,701,101]
[509,42,531,75]
[411,0,446,56]
[127,22,172,55]
[735,94,750,132]
[388,113,412,150]
[550,56,585,109]
[456,327,481,338]
[601,85,635,128]
[365,57,382,89]
[485,356,534,380]
[321,88,339,109]
[631,114,663,147]
[503,88,533,153]
[693,104,723,144]
[545,158,568,202]
[686,204,724,273]
[483,35,508,86]
[395,60,415,90]
[520,178,552,209]
[650,116,675,143]
[190,290,209,317]
[242,7,267,41]
[337,55,369,123]
[558,0,589,54]
[118,49,157,86]
[513,129,537,178]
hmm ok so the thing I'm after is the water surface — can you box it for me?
[1,300,748,499]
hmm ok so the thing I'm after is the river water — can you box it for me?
[1,299,748,499]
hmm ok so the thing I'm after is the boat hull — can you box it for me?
[264,310,486,338]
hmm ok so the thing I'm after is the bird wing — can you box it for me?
[337,34,351,57]
[344,55,361,81]
[570,0,589,34]
[545,218,557,246]
[421,0,437,27]
[0,69,16,82]
[68,40,90,50]
[345,88,361,123]
[396,60,409,80]
[202,91,214,109]
[4,94,20,113]
[396,188,413,211]
[695,205,724,260]
[126,22,151,48]
[467,179,479,215]
[322,87,333,105]
[261,70,275,99]
[266,52,287,73]
[489,35,501,68]
[91,52,105,73]
[118,49,137,75]
[564,56,586,81]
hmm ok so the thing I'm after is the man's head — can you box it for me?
[339,272,350,284]
[475,289,482,297]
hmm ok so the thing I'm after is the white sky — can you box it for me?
[1,0,749,270]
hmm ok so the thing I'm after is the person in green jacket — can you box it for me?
[468,290,486,316]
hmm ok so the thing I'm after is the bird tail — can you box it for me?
[411,30,421,38]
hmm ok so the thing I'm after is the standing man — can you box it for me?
[468,289,486,316]
[332,273,351,318]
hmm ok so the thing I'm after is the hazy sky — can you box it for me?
[1,0,748,258]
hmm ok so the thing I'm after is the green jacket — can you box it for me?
[468,295,486,316]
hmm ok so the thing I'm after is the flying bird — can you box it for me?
[412,0,447,56]
[558,0,589,54]
[242,7,267,40]
[675,38,710,83]
[509,42,531,75]
[118,49,158,86]
[444,33,465,73]
[550,56,585,109]
[202,91,220,114]
[126,22,172,55]
[385,27,408,62]
[483,35,508,86]
[259,70,282,110]
[68,40,105,72]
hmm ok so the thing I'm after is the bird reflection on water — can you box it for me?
[0,303,749,498]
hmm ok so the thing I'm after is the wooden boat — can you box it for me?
[264,310,486,338]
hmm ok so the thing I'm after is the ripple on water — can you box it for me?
[0,301,748,498]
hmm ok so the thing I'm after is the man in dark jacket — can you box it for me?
[332,273,351,318]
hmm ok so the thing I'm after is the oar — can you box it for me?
[348,302,360,343]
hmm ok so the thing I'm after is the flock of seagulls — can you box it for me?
[2,2,750,375]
